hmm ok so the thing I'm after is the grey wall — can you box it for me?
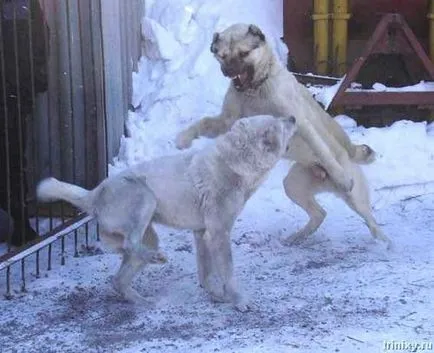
[30,0,142,198]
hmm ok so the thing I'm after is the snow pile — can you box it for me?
[334,116,434,189]
[351,80,434,92]
[110,0,286,172]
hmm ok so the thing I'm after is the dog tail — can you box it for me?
[349,144,376,164]
[37,177,93,214]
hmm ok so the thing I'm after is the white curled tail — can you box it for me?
[37,177,92,213]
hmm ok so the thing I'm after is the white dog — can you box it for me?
[37,115,297,311]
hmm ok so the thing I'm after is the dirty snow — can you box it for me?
[1,0,434,352]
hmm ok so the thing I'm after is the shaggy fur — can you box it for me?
[37,115,297,311]
[175,23,392,248]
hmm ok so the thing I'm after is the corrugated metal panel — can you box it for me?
[100,0,142,159]
[31,0,142,195]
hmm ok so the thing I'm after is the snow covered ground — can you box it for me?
[1,0,434,352]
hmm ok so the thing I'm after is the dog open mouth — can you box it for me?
[231,71,249,90]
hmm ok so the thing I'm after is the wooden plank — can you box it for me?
[90,0,107,182]
[56,0,74,182]
[120,0,129,114]
[100,0,125,163]
[77,0,106,187]
[337,91,434,106]
[67,0,86,185]
[78,0,95,188]
[41,0,61,181]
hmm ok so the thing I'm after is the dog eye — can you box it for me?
[239,51,249,58]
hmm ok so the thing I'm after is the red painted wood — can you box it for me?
[330,14,434,109]
[338,92,434,106]
[283,0,314,73]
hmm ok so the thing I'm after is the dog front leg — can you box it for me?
[203,227,249,312]
[295,117,354,193]
[176,116,232,150]
[194,230,211,288]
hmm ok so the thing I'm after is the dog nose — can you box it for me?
[221,66,236,77]
[221,66,233,77]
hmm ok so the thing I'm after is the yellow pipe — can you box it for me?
[312,0,330,74]
[332,0,351,76]
[429,0,434,121]
[428,0,434,62]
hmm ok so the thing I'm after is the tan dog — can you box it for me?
[175,23,392,248]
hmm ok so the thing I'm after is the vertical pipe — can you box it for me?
[61,236,65,265]
[74,230,79,257]
[429,0,434,62]
[85,222,89,249]
[20,258,26,292]
[312,0,330,74]
[332,0,351,76]
[36,250,40,278]
[5,266,12,299]
[47,243,52,270]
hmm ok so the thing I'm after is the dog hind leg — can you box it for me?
[112,199,159,304]
[282,163,328,245]
[112,248,150,304]
[341,165,393,249]
[123,192,157,257]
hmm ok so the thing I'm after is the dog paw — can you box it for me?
[149,250,168,264]
[209,293,228,303]
[233,295,255,312]
[385,238,394,251]
[362,144,376,162]
[234,301,251,313]
[336,175,354,193]
[111,277,151,306]
[175,130,194,150]
[123,287,152,306]
[281,233,306,246]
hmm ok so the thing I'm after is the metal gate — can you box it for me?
[0,0,142,298]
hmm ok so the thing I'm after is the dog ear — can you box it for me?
[262,126,278,152]
[210,32,220,53]
[282,115,296,132]
[248,24,265,42]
